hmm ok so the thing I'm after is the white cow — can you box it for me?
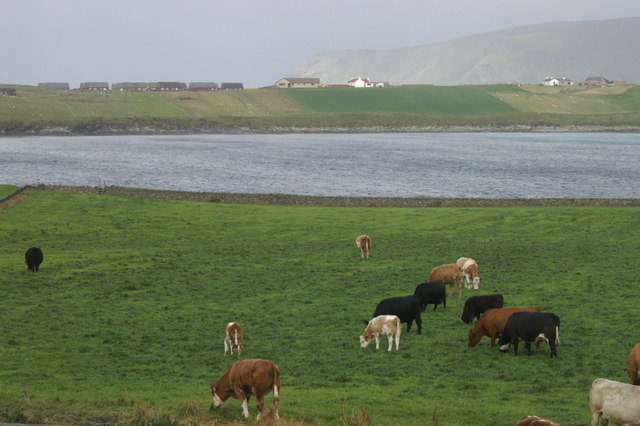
[224,322,245,356]
[359,315,401,351]
[589,378,640,426]
[456,257,481,290]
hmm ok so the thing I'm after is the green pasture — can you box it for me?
[1,188,640,425]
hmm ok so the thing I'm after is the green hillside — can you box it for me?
[0,84,639,133]
[1,188,639,425]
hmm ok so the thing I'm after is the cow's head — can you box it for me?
[359,334,373,348]
[210,381,229,406]
[467,329,482,347]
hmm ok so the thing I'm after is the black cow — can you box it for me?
[25,247,43,272]
[498,312,560,358]
[413,281,446,312]
[366,296,422,334]
[460,294,504,324]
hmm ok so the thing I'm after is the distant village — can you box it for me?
[0,75,622,96]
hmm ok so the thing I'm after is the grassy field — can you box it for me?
[1,84,639,132]
[1,187,639,425]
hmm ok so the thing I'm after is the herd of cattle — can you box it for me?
[24,240,639,424]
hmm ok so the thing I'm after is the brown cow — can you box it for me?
[624,342,640,385]
[210,358,280,420]
[429,263,464,297]
[224,322,245,356]
[468,307,540,347]
[360,315,401,351]
[355,235,372,259]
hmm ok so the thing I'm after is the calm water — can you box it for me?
[1,133,638,198]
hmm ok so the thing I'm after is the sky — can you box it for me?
[2,0,640,89]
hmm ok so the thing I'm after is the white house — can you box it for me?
[276,77,321,88]
[347,77,373,88]
[542,76,574,86]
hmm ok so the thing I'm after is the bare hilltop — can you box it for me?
[289,17,640,86]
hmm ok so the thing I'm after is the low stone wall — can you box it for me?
[42,185,640,207]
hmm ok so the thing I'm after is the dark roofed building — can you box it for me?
[220,82,244,90]
[112,82,149,91]
[79,82,109,91]
[188,82,218,91]
[38,82,70,90]
[149,82,187,91]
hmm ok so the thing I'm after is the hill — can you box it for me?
[289,17,640,86]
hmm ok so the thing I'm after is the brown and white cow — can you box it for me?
[429,263,465,297]
[355,235,372,259]
[456,257,481,290]
[515,415,584,426]
[224,322,245,356]
[623,342,640,385]
[467,307,540,347]
[589,378,640,426]
[360,315,401,351]
[210,358,280,420]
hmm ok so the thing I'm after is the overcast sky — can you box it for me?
[2,0,640,89]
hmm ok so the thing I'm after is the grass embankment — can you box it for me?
[1,187,639,425]
[1,85,639,134]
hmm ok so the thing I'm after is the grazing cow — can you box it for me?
[498,312,560,357]
[355,235,372,259]
[623,342,640,385]
[429,263,465,297]
[360,315,401,351]
[210,358,280,420]
[367,296,422,334]
[224,322,245,356]
[460,294,504,324]
[589,378,640,426]
[25,247,43,272]
[515,415,585,426]
[456,257,481,290]
[468,307,540,347]
[413,280,447,312]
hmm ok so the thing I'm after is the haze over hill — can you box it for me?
[289,17,640,86]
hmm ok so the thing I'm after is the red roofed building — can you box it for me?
[347,77,373,88]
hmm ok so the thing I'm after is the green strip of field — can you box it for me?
[1,189,638,425]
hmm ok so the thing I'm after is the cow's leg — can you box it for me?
[549,341,557,358]
[525,342,532,355]
[394,331,400,350]
[374,333,380,350]
[255,395,265,420]
[415,317,422,334]
[386,334,393,351]
[512,339,519,356]
[224,338,229,356]
[237,392,249,418]
[457,278,463,297]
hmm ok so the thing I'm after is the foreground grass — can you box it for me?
[1,188,639,424]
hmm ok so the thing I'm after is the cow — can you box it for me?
[515,415,585,426]
[498,312,560,357]
[589,378,640,426]
[359,315,401,351]
[623,342,640,385]
[460,294,504,324]
[25,247,43,272]
[224,322,245,356]
[366,296,422,334]
[429,263,465,297]
[413,280,446,312]
[457,257,482,290]
[210,358,280,420]
[468,307,540,347]
[355,235,372,259]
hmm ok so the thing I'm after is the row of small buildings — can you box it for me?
[36,82,244,91]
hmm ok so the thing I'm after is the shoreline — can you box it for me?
[3,124,640,137]
[42,185,640,207]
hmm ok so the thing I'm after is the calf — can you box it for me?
[456,257,481,290]
[413,280,446,311]
[355,235,372,259]
[589,378,640,426]
[224,322,245,356]
[210,358,280,420]
[429,263,464,297]
[515,415,584,426]
[498,312,560,357]
[360,315,401,351]
[367,296,422,334]
[468,307,540,347]
[623,342,640,385]
[460,294,504,324]
[25,247,43,272]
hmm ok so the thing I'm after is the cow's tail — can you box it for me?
[394,316,401,339]
[234,329,239,346]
